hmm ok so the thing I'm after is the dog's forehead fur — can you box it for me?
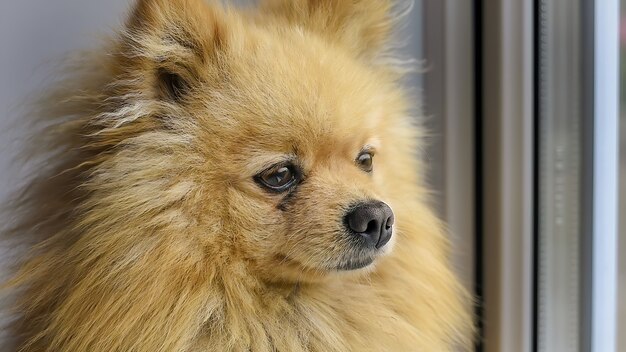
[170,20,392,143]
[205,48,391,161]
[203,40,387,137]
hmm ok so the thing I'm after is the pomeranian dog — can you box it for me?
[2,0,473,350]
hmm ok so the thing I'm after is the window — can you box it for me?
[420,1,621,351]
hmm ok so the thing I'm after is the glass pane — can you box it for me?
[536,0,584,350]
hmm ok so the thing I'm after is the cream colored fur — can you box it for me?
[2,0,473,351]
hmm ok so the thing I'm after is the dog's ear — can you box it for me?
[122,0,232,102]
[260,0,395,60]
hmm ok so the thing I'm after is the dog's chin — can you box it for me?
[335,256,375,271]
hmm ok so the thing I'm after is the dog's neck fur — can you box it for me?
[193,260,411,352]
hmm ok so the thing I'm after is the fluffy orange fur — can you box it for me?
[2,0,473,350]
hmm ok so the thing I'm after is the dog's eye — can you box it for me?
[356,152,374,172]
[256,164,298,192]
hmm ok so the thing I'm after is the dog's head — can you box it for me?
[92,0,419,282]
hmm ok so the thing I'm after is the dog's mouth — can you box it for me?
[332,229,395,271]
[273,228,395,274]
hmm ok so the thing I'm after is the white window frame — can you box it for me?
[591,1,619,351]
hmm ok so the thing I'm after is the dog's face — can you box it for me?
[218,47,401,279]
[107,0,415,282]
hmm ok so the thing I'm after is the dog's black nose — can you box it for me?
[344,201,394,249]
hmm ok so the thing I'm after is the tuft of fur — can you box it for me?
[2,0,473,351]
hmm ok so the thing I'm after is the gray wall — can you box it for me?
[0,0,131,201]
